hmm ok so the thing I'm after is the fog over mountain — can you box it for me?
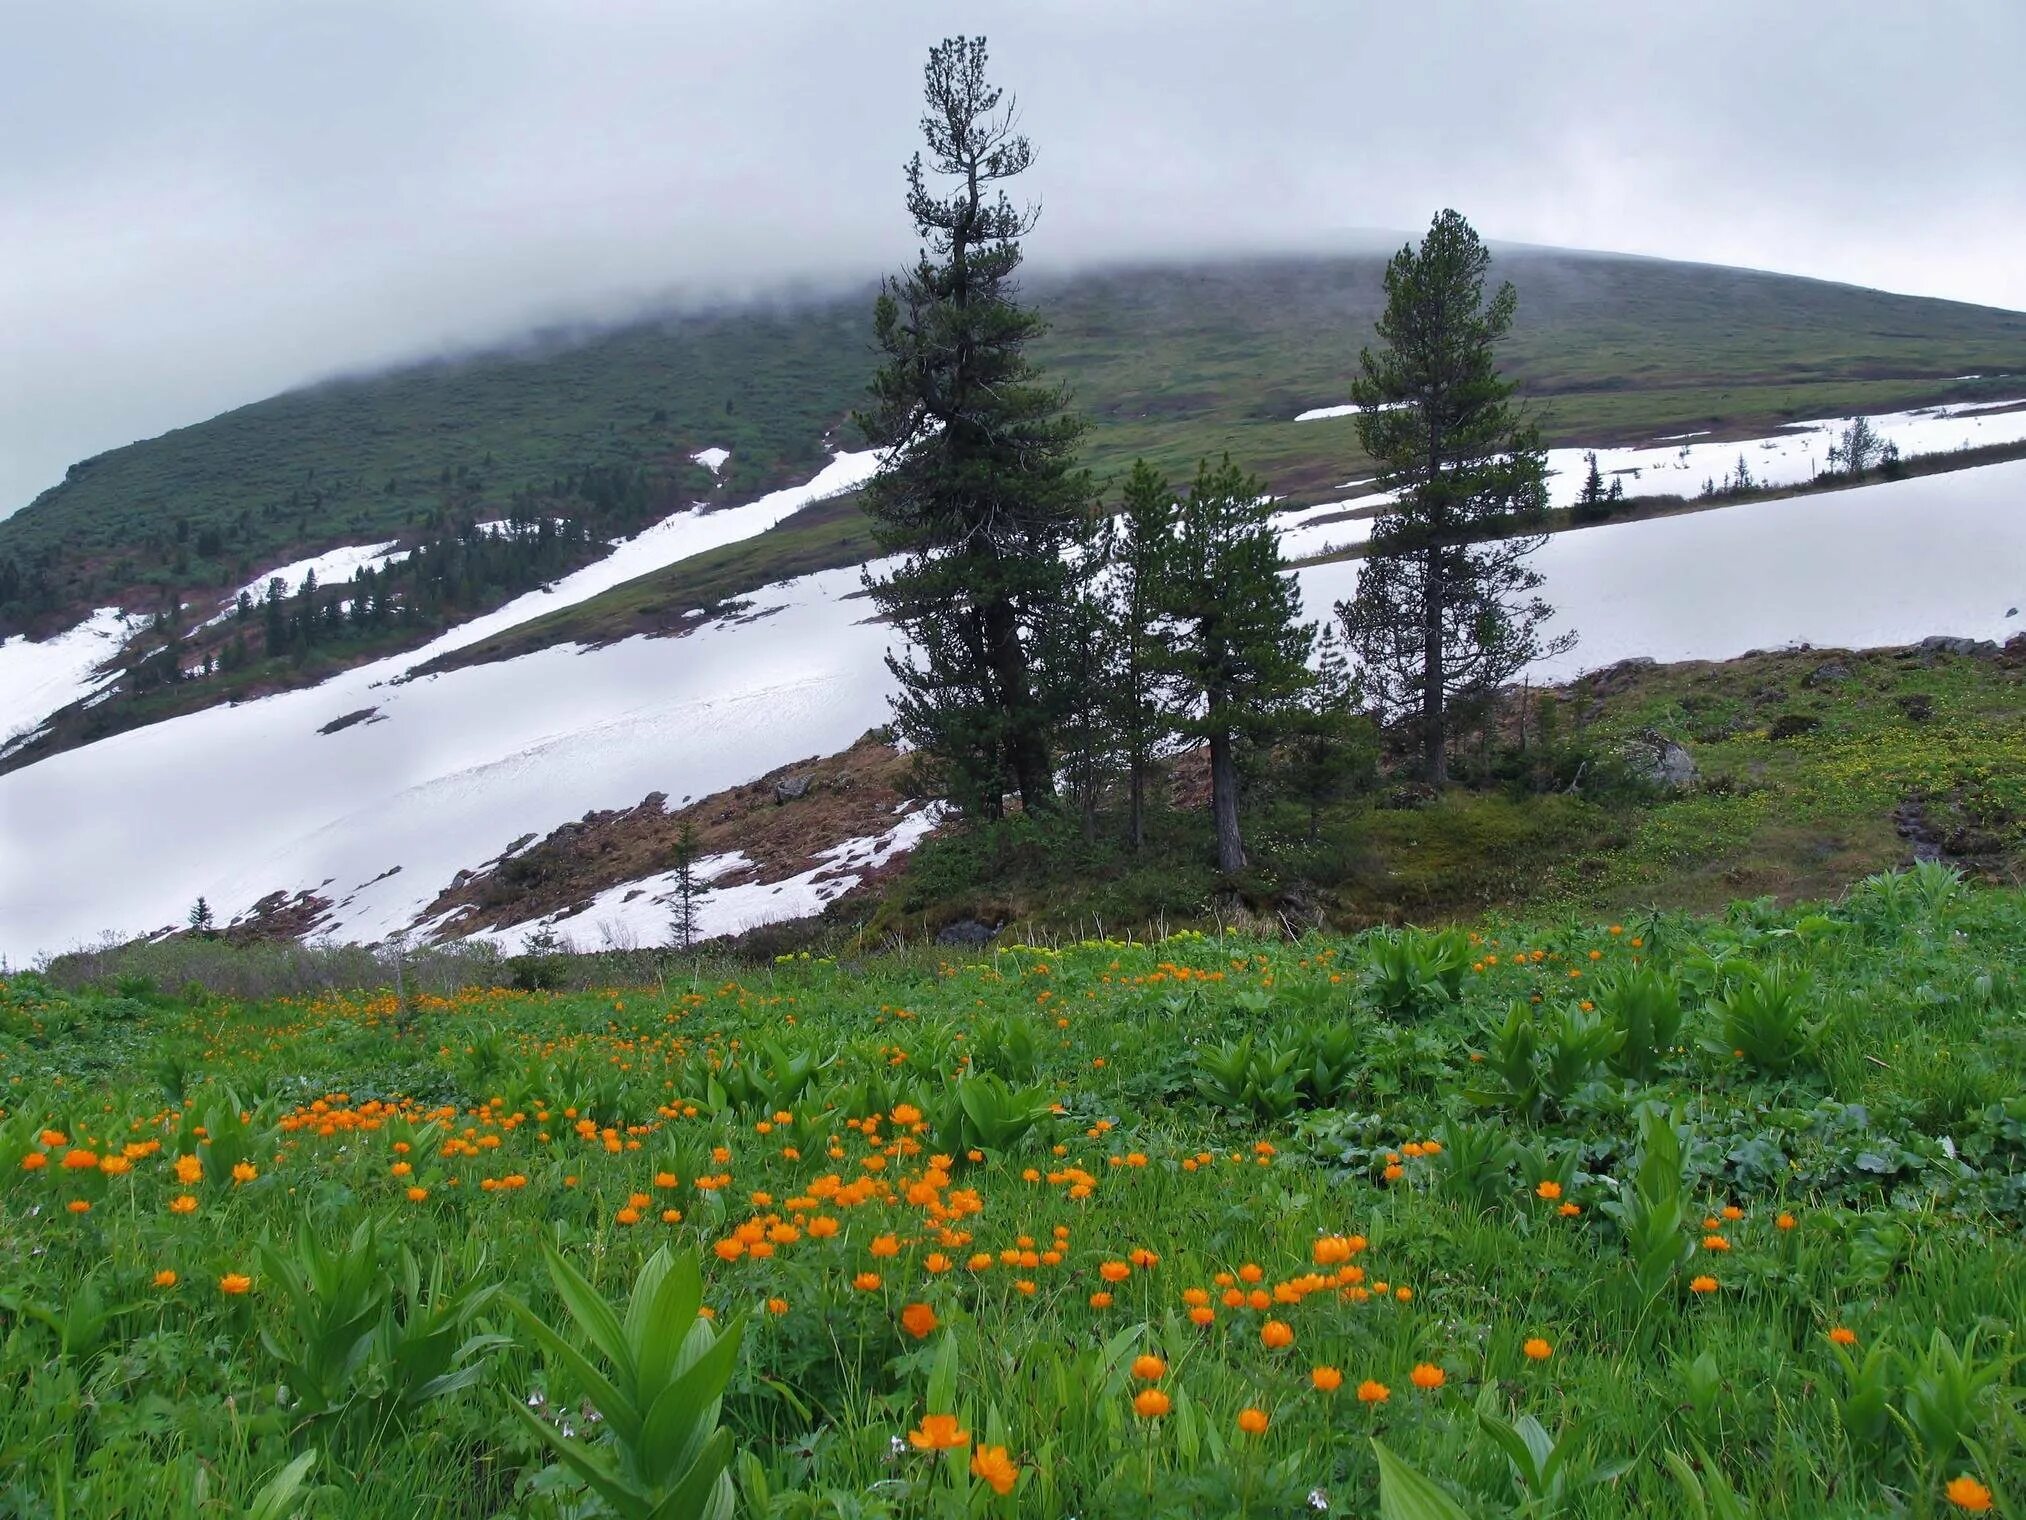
[4,0,2021,519]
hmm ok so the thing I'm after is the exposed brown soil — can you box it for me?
[414,731,928,938]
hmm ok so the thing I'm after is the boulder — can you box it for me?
[1623,730,1698,788]
[935,918,997,948]
[1918,635,2000,658]
[1803,662,1852,687]
[773,774,813,804]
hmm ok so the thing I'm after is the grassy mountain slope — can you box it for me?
[6,246,2022,643]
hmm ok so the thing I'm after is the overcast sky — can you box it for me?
[4,0,2022,520]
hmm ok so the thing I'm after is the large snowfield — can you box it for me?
[3,416,2023,966]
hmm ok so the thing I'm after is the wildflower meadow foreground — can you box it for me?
[3,866,2021,1518]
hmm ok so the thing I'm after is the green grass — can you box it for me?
[6,247,2022,636]
[858,646,2026,946]
[3,869,2022,1517]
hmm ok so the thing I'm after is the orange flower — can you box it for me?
[1089,1291,1114,1309]
[1132,1388,1171,1418]
[99,1154,131,1177]
[713,1238,745,1261]
[19,1152,45,1172]
[1689,1275,1719,1295]
[1356,1380,1390,1403]
[1261,1320,1293,1350]
[231,1162,257,1184]
[1558,1201,1581,1217]
[852,1271,882,1292]
[1098,1260,1131,1283]
[66,1199,91,1214]
[1410,1363,1445,1390]
[870,1233,902,1258]
[766,1297,789,1316]
[1535,1180,1562,1200]
[406,1186,429,1202]
[1236,1407,1270,1436]
[218,1273,252,1295]
[900,1303,939,1339]
[1701,1235,1731,1252]
[169,1194,198,1215]
[1945,1475,1993,1512]
[1523,1337,1553,1361]
[908,1413,969,1451]
[971,1443,1018,1495]
[615,1208,641,1226]
[153,1269,178,1288]
[1776,1212,1797,1231]
[1130,1354,1167,1381]
[1311,1365,1343,1392]
[1188,1305,1215,1326]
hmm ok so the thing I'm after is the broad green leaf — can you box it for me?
[1373,1438,1477,1520]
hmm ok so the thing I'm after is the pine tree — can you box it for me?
[855,36,1092,821]
[1279,628,1377,842]
[187,897,216,937]
[1154,457,1314,872]
[1574,451,1609,523]
[1047,516,1121,842]
[668,820,702,952]
[1337,209,1572,783]
[1107,461,1181,851]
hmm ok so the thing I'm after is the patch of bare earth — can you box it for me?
[414,732,928,938]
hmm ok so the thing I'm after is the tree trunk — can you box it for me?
[1127,755,1145,851]
[1420,541,1446,785]
[1209,725,1246,873]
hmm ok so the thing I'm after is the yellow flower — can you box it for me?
[1132,1388,1171,1418]
[970,1443,1018,1495]
[908,1413,969,1451]
[1945,1475,1993,1512]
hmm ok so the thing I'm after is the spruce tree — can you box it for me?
[668,820,702,953]
[856,36,1091,821]
[1336,209,1572,783]
[1107,461,1181,851]
[1154,457,1314,872]
[1279,628,1376,842]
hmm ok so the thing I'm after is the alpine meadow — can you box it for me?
[4,20,2026,1520]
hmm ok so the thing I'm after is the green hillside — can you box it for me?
[4,246,2023,639]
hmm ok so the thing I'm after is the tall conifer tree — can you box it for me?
[856,36,1091,820]
[1336,209,1572,783]
[1154,457,1313,872]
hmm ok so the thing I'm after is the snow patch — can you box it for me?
[0,608,134,746]
[691,447,731,474]
[1293,401,1408,422]
[480,804,943,953]
[216,542,409,620]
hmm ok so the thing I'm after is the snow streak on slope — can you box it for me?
[1293,459,2026,682]
[0,452,885,963]
[215,541,409,618]
[469,804,943,955]
[0,608,134,752]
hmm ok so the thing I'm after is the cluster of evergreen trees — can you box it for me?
[120,465,676,694]
[859,38,1573,870]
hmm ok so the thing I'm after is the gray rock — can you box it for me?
[1623,729,1698,787]
[935,918,997,948]
[1918,635,2000,658]
[773,774,813,803]
[1803,662,1852,687]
